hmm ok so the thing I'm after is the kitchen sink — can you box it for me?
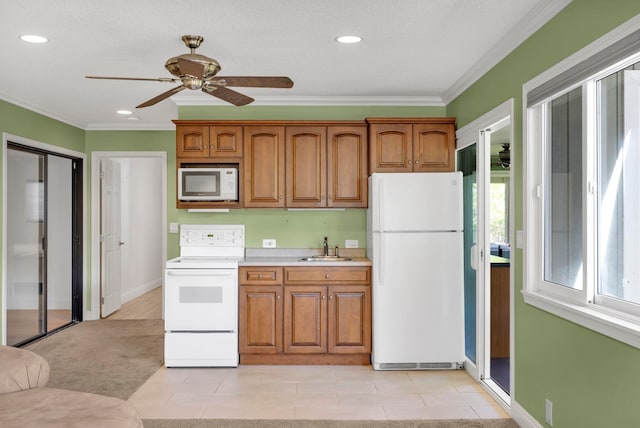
[299,256,352,262]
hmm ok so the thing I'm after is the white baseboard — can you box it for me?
[511,400,543,428]
[122,278,161,304]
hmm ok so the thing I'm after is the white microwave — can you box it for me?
[178,167,238,201]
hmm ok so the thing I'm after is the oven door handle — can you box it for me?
[166,270,235,277]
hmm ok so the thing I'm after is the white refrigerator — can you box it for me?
[367,172,464,370]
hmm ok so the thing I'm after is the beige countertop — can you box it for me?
[240,248,371,267]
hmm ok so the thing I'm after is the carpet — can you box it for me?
[142,419,519,428]
[25,319,164,400]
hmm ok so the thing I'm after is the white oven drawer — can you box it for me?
[165,332,238,367]
[164,268,238,331]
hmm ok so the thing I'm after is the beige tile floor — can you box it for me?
[129,365,510,420]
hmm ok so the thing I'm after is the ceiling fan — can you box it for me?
[86,35,294,108]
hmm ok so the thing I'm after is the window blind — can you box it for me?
[527,28,640,107]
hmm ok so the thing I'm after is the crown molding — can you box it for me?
[84,122,176,131]
[0,92,85,130]
[441,0,573,104]
[172,95,445,107]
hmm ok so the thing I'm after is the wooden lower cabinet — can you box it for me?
[239,266,371,365]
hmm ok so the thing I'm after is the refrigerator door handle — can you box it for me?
[378,238,385,286]
[378,180,384,232]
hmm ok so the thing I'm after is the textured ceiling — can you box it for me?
[0,0,570,130]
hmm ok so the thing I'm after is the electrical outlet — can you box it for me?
[169,222,179,234]
[345,240,358,248]
[262,239,276,248]
[545,399,553,426]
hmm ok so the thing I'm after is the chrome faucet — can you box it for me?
[323,237,329,256]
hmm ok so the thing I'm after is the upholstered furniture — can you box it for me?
[0,346,142,428]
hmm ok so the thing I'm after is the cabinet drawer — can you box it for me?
[284,267,370,285]
[239,266,283,285]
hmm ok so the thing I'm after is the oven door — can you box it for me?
[164,268,238,331]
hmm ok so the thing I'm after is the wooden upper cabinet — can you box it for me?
[286,125,368,208]
[412,122,455,172]
[176,124,243,158]
[286,126,327,208]
[367,118,456,173]
[328,126,368,207]
[176,125,210,158]
[368,123,413,173]
[210,125,243,158]
[243,126,285,208]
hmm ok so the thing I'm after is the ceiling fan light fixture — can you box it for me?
[498,143,510,168]
[335,35,362,44]
[20,34,48,44]
[182,77,203,90]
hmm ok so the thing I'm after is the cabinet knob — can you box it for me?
[258,274,263,279]
[277,295,281,299]
[415,160,419,165]
[322,295,326,299]
[325,273,330,279]
[329,295,334,300]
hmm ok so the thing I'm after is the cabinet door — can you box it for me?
[327,126,368,207]
[328,286,371,354]
[239,285,283,354]
[284,286,327,354]
[243,126,285,207]
[285,126,326,208]
[210,125,243,158]
[368,123,413,173]
[176,125,210,158]
[412,122,455,172]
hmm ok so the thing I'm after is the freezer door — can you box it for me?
[370,172,462,232]
[371,231,464,365]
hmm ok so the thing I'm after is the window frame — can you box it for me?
[523,15,640,349]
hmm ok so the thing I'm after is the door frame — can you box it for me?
[2,132,88,344]
[90,151,167,320]
[455,99,515,406]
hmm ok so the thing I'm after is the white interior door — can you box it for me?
[100,158,122,317]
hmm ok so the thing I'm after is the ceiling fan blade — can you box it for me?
[85,75,178,83]
[202,85,254,106]
[211,76,294,88]
[136,85,185,108]
[177,58,206,79]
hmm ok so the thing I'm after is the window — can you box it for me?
[524,19,640,348]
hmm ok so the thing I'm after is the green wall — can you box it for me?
[447,1,640,427]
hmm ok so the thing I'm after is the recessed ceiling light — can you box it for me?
[335,35,362,44]
[20,34,48,44]
[127,116,140,121]
[117,110,132,115]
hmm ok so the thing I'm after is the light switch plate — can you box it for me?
[345,240,358,248]
[262,239,276,248]
[169,222,179,234]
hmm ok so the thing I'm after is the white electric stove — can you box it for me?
[164,224,244,367]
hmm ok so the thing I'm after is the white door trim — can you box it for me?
[2,133,88,343]
[89,151,167,320]
[455,98,515,405]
